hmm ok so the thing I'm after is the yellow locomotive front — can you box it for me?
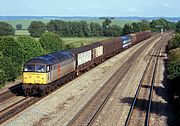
[23,64,48,84]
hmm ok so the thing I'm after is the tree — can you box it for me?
[150,18,175,32]
[46,20,60,34]
[0,52,6,87]
[0,36,23,74]
[0,37,23,83]
[0,70,6,87]
[90,22,103,36]
[132,22,141,33]
[122,24,133,35]
[28,21,46,37]
[17,35,45,62]
[176,21,180,33]
[0,57,17,81]
[79,21,89,37]
[109,25,122,37]
[139,19,150,31]
[102,18,112,36]
[16,24,22,30]
[39,32,64,53]
[0,22,15,36]
[102,18,112,29]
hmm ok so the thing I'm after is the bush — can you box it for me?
[17,35,46,62]
[0,22,15,36]
[0,36,23,74]
[0,58,6,87]
[0,57,17,81]
[64,42,76,50]
[176,21,180,33]
[167,48,180,80]
[39,32,64,53]
[168,34,180,50]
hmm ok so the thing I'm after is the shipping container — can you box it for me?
[87,42,104,65]
[87,42,103,58]
[113,37,123,53]
[99,39,115,59]
[120,35,132,48]
[69,45,92,73]
[130,33,137,45]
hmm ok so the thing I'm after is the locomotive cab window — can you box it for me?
[35,65,46,73]
[24,65,35,72]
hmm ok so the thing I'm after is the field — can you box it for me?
[15,30,30,36]
[4,19,138,30]
[34,37,109,48]
[62,37,110,48]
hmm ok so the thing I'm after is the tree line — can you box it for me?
[167,21,180,125]
[25,18,177,37]
[0,18,175,38]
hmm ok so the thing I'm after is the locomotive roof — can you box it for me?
[25,51,74,65]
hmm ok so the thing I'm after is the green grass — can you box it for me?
[34,37,110,48]
[3,19,138,30]
[62,37,110,48]
[15,30,30,36]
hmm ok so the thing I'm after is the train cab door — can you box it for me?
[47,65,51,83]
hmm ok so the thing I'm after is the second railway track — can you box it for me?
[0,96,41,124]
[124,34,171,126]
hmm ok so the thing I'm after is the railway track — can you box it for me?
[124,34,171,126]
[0,96,41,124]
[66,35,162,126]
[0,83,23,103]
[0,79,68,124]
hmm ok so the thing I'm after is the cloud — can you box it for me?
[128,8,138,12]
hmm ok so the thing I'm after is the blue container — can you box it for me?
[120,35,132,48]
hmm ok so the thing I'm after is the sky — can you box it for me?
[0,0,179,17]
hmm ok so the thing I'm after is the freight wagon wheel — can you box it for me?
[52,85,55,91]
[76,70,79,76]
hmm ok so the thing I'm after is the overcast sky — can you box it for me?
[0,0,179,17]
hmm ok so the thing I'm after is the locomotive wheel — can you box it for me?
[24,89,29,96]
[40,90,45,96]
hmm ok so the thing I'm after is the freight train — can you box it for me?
[22,30,151,96]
